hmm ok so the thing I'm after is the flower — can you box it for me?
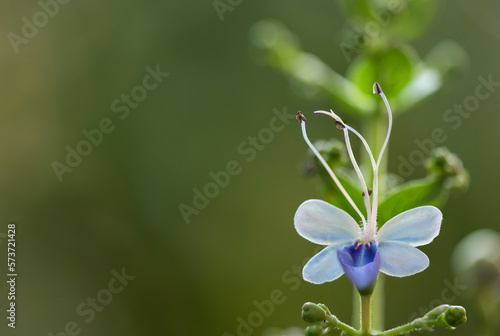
[294,83,443,293]
[295,199,442,292]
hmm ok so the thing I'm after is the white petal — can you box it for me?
[294,199,360,245]
[376,206,442,246]
[303,244,345,284]
[378,241,429,277]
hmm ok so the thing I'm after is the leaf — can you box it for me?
[249,20,376,116]
[392,67,442,112]
[337,0,374,22]
[346,47,415,100]
[377,176,447,226]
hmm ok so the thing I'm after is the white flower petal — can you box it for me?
[294,199,360,245]
[378,241,429,277]
[376,206,442,246]
[303,244,345,284]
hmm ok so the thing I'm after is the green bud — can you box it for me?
[444,306,467,327]
[424,304,449,319]
[302,302,327,323]
[310,138,347,169]
[316,303,331,316]
[425,147,469,193]
[305,325,323,336]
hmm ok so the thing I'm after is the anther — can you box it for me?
[335,120,345,130]
[373,82,382,95]
[329,110,346,130]
[296,111,306,123]
[362,188,373,197]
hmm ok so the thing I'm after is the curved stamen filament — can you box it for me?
[315,110,377,227]
[342,128,372,228]
[344,125,376,170]
[314,111,376,170]
[299,118,366,224]
[368,84,393,240]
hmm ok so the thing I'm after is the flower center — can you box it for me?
[337,241,381,294]
[342,241,378,267]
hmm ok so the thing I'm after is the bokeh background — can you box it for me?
[1,0,500,335]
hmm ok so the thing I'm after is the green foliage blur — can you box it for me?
[0,1,500,335]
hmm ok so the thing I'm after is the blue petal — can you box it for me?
[378,241,430,277]
[376,206,442,247]
[295,199,360,246]
[303,244,345,284]
[338,243,380,292]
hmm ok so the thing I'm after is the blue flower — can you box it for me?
[294,199,442,290]
[294,83,443,292]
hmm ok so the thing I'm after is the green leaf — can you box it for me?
[424,40,468,75]
[346,47,415,101]
[392,67,442,112]
[249,20,376,116]
[337,0,374,22]
[393,41,468,113]
[377,176,447,225]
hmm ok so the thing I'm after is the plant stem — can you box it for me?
[377,323,415,336]
[376,319,436,336]
[371,274,385,331]
[352,288,361,329]
[334,320,360,336]
[361,294,372,335]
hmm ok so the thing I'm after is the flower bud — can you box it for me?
[425,147,469,193]
[444,306,467,327]
[310,139,347,169]
[302,302,327,323]
[425,304,449,319]
[305,325,323,336]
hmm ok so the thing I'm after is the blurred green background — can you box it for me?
[1,0,499,335]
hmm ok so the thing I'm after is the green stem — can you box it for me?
[375,319,436,336]
[361,294,372,334]
[371,274,385,331]
[376,323,416,336]
[333,320,360,336]
[352,288,361,329]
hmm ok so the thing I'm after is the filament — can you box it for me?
[300,120,366,224]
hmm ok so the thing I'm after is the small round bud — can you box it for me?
[302,302,327,323]
[425,304,449,319]
[310,138,347,168]
[444,306,467,327]
[305,325,323,336]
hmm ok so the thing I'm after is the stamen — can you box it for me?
[296,111,307,123]
[315,110,376,227]
[297,112,366,224]
[314,110,345,129]
[343,128,372,228]
[367,82,393,240]
[344,126,376,170]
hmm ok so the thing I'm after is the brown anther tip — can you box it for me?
[335,121,345,130]
[296,112,306,123]
[362,188,373,196]
[373,82,382,95]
